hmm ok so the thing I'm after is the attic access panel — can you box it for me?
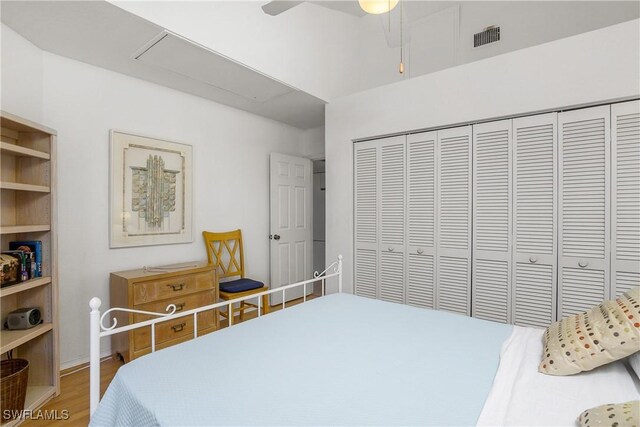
[134,32,296,103]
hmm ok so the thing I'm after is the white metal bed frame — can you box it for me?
[89,255,343,417]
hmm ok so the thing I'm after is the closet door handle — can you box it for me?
[529,256,537,264]
[417,249,424,255]
[388,247,394,252]
[578,260,589,268]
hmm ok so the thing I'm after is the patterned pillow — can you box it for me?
[578,400,639,427]
[539,287,640,375]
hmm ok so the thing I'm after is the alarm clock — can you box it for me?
[6,307,42,330]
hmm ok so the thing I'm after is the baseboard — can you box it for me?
[60,349,113,372]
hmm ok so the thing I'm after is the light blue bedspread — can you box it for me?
[91,293,513,426]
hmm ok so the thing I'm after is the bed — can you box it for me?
[88,258,639,426]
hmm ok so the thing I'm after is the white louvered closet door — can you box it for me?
[436,126,472,315]
[379,136,406,304]
[612,100,640,297]
[512,113,557,327]
[406,132,436,308]
[559,105,611,317]
[472,120,512,323]
[354,140,379,299]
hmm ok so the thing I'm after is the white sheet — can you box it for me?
[477,326,640,426]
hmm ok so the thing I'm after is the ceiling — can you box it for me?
[0,1,326,129]
[263,1,367,17]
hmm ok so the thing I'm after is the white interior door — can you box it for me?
[436,125,472,315]
[512,112,558,327]
[611,100,640,297]
[406,131,437,308]
[354,140,380,299]
[378,136,406,304]
[270,153,313,305]
[558,105,611,317]
[472,119,512,324]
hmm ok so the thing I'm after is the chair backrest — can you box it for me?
[203,229,245,280]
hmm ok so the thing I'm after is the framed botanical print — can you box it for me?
[110,130,193,248]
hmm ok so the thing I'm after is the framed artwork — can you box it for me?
[110,130,193,248]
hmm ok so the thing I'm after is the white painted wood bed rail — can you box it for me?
[89,255,343,417]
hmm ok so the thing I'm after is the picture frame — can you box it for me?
[110,130,193,248]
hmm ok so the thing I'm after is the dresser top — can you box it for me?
[110,261,213,281]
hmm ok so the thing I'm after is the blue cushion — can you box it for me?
[219,278,264,293]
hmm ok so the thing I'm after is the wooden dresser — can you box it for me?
[109,262,218,362]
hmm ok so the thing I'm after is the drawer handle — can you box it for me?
[417,249,424,255]
[578,260,588,268]
[167,283,185,292]
[529,256,537,264]
[171,323,186,333]
[174,303,185,312]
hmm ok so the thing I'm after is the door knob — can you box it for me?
[388,247,394,252]
[417,249,424,254]
[273,234,281,240]
[578,260,588,268]
[529,256,537,264]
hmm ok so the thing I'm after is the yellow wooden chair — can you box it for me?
[203,230,269,325]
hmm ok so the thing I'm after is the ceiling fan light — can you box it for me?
[358,0,399,14]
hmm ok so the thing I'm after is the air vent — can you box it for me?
[474,26,500,48]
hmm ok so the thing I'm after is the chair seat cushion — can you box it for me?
[219,278,264,293]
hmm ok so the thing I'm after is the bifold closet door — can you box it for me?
[406,132,437,308]
[354,140,379,299]
[472,120,512,323]
[436,126,472,315]
[559,105,610,317]
[379,136,406,304]
[512,113,557,327]
[612,100,640,296]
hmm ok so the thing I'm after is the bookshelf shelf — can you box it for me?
[1,110,59,425]
[0,277,52,297]
[0,182,50,193]
[0,225,51,235]
[0,323,53,354]
[0,141,50,160]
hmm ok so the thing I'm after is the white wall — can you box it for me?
[300,126,325,160]
[114,1,638,101]
[356,1,640,92]
[1,24,313,368]
[325,19,640,294]
[0,23,44,121]
[112,1,361,101]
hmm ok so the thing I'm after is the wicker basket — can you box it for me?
[1,359,29,422]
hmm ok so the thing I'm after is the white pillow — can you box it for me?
[539,287,640,375]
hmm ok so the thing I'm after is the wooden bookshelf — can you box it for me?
[0,277,52,298]
[1,111,59,426]
[0,142,50,160]
[0,225,51,235]
[0,324,53,354]
[0,182,50,193]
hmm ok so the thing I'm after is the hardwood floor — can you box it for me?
[17,294,318,426]
[20,357,122,427]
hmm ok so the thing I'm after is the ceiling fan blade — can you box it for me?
[261,1,304,16]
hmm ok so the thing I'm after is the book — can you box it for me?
[9,241,42,278]
[1,251,27,285]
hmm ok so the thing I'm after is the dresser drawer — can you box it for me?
[133,271,214,305]
[132,290,217,351]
